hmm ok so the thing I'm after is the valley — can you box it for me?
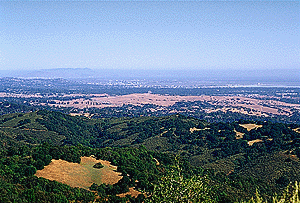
[0,77,299,124]
[0,77,300,202]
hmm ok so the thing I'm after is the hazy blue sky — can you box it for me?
[0,1,299,71]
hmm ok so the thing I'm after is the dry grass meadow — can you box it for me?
[1,92,298,117]
[35,156,122,189]
[37,93,299,117]
[239,124,263,131]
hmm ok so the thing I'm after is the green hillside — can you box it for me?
[1,110,300,202]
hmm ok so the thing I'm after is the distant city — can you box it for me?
[1,68,299,88]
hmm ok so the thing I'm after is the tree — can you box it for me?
[24,165,37,176]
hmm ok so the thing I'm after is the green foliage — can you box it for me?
[37,110,97,146]
[146,164,216,203]
[243,182,300,203]
[1,110,300,202]
[0,101,36,116]
[93,146,164,191]
[93,162,104,169]
[17,118,31,127]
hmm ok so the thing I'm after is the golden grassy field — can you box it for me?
[36,93,298,117]
[116,187,142,198]
[35,156,122,190]
[239,124,263,131]
[1,92,298,117]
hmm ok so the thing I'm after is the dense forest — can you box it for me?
[1,110,300,202]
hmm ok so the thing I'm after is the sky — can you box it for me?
[0,0,299,71]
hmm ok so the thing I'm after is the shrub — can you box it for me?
[145,165,216,203]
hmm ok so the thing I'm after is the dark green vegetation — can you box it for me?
[93,163,104,169]
[0,101,37,115]
[1,110,300,202]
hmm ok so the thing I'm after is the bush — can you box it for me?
[244,181,300,203]
[146,165,216,203]
[93,163,104,169]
